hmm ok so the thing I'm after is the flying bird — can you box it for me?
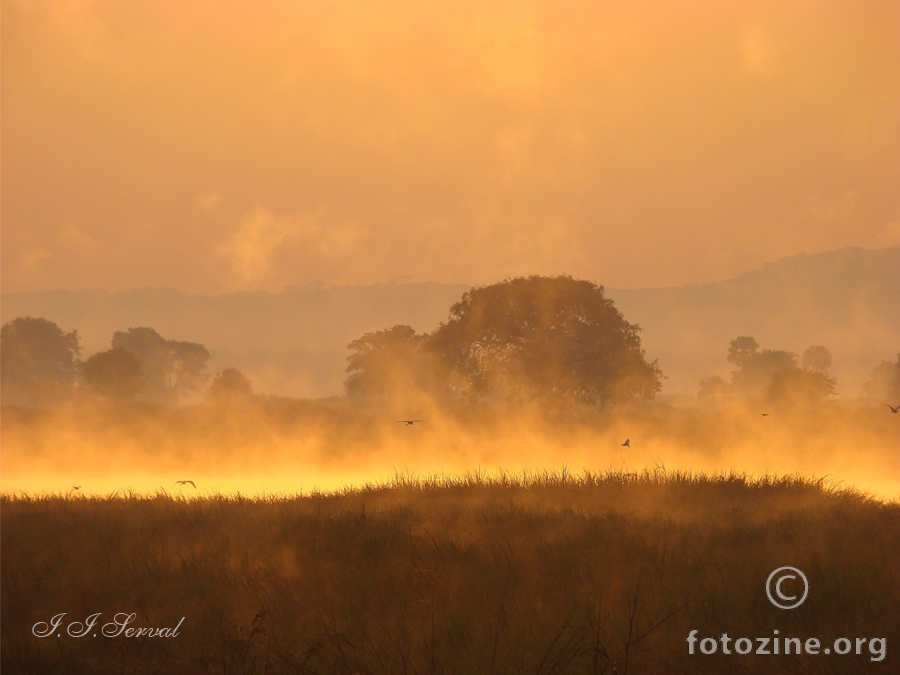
[761,413,770,417]
[72,486,81,491]
[397,420,424,426]
[175,480,197,488]
[888,404,900,414]
[621,438,630,447]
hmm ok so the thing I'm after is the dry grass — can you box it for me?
[3,470,899,674]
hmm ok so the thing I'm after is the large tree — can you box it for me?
[111,327,210,403]
[1,317,81,405]
[345,325,431,399]
[802,345,832,374]
[730,345,797,399]
[429,276,662,405]
[207,367,253,403]
[862,354,900,402]
[82,348,145,401]
[727,336,760,369]
[767,367,837,405]
[168,340,213,396]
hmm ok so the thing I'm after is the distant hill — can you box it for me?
[2,246,897,397]
[607,246,899,396]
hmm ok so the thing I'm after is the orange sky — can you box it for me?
[3,0,899,294]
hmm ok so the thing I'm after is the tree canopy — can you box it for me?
[82,348,145,401]
[1,317,81,405]
[710,336,837,404]
[345,325,431,399]
[112,327,210,403]
[862,354,900,402]
[726,336,760,369]
[208,368,253,403]
[346,276,662,406]
[802,345,832,374]
[430,276,662,405]
[730,345,798,400]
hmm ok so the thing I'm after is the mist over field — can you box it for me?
[2,0,899,671]
[3,396,899,500]
[2,266,899,499]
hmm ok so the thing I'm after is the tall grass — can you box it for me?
[3,471,899,674]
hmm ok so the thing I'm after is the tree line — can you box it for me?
[2,276,663,409]
[698,336,900,405]
[0,318,251,406]
[4,275,896,409]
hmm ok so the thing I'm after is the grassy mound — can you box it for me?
[2,471,898,674]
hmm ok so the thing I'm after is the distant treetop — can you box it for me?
[346,275,663,407]
[1,316,81,406]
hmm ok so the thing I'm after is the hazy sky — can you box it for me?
[3,0,899,294]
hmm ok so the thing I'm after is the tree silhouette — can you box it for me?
[429,276,662,405]
[862,354,900,402]
[168,341,212,396]
[697,375,728,402]
[1,317,81,405]
[726,336,759,368]
[725,336,836,404]
[802,345,832,374]
[345,325,431,398]
[767,367,836,405]
[111,327,210,403]
[82,348,145,401]
[730,346,797,399]
[208,368,253,403]
[111,328,170,400]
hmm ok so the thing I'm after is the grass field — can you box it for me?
[3,470,898,674]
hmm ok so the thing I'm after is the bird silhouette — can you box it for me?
[888,404,900,414]
[72,486,81,491]
[621,438,630,447]
[397,420,424,426]
[761,413,770,417]
[175,480,197,488]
